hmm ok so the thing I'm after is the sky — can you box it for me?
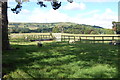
[8,0,119,29]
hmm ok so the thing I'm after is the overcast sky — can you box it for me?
[8,0,119,29]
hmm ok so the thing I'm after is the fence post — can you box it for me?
[73,36,75,41]
[93,37,95,43]
[79,36,81,41]
[32,35,34,40]
[38,35,40,39]
[86,36,87,40]
[49,35,50,39]
[102,37,104,43]
[61,35,62,41]
[62,35,63,41]
[35,35,36,40]
[41,35,43,39]
[68,36,70,41]
[64,35,65,41]
[33,35,35,40]
[112,36,114,41]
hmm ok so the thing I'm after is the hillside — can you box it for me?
[8,22,114,34]
[8,22,77,28]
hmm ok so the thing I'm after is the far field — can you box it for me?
[3,39,119,79]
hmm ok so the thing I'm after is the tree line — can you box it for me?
[8,22,114,34]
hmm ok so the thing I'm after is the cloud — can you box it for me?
[26,8,70,23]
[63,2,86,10]
[77,10,100,17]
[22,9,30,14]
[73,8,118,29]
[8,4,118,29]
[8,8,32,22]
[93,8,117,22]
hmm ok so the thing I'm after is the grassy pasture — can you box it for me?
[3,40,119,79]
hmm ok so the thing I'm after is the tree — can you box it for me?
[1,1,10,50]
[112,21,120,34]
[0,2,2,52]
[52,26,60,33]
[0,0,73,50]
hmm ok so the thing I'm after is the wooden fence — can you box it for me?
[61,35,120,43]
[10,34,53,41]
[10,33,120,43]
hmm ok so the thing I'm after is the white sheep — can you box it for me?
[69,40,75,44]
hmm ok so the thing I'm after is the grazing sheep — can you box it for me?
[109,40,120,45]
[69,40,75,44]
[25,37,28,41]
[37,42,42,47]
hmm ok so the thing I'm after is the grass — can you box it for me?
[2,41,119,79]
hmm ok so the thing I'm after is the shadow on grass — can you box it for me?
[2,41,119,78]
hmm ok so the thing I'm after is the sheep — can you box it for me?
[37,41,42,47]
[109,40,120,45]
[69,40,75,44]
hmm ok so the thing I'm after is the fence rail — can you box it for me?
[9,33,120,43]
[61,35,120,43]
[9,34,53,41]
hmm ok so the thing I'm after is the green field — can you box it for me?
[3,40,119,79]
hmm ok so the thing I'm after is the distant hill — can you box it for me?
[8,22,104,29]
[92,25,103,29]
[9,22,77,28]
[8,22,113,34]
